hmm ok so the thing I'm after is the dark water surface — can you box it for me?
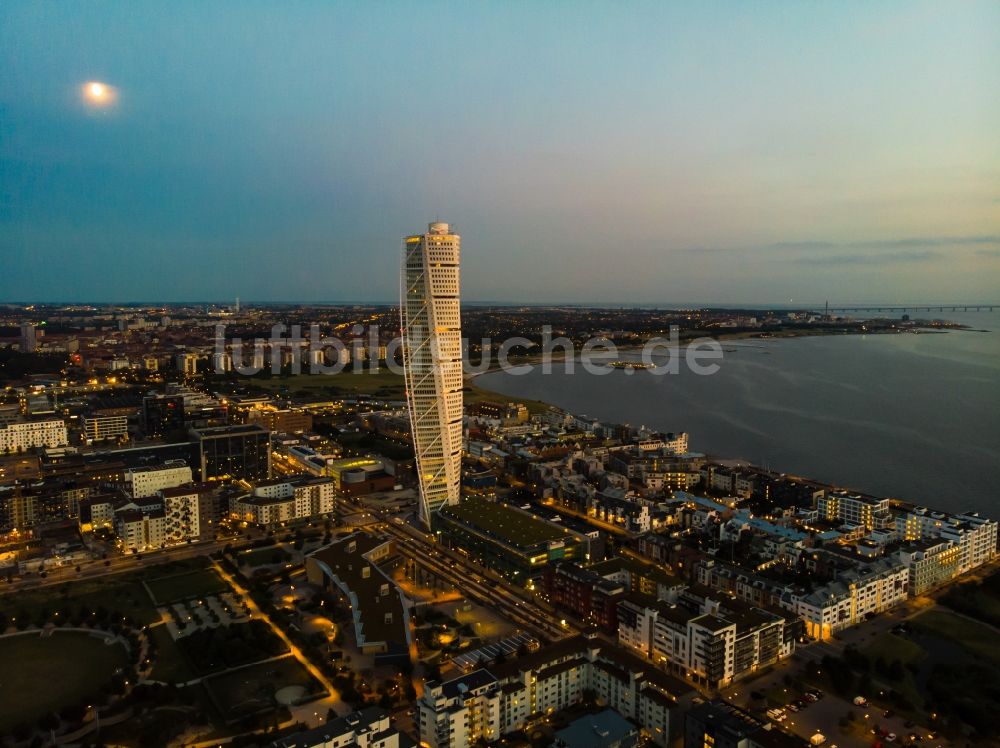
[477,311,1000,514]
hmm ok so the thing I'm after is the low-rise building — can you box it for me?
[553,709,639,748]
[685,699,803,748]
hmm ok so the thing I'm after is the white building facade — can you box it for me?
[400,222,463,527]
[0,420,68,452]
[125,462,193,498]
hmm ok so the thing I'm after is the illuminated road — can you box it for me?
[210,559,349,718]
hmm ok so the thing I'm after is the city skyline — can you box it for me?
[2,4,999,746]
[2,2,999,305]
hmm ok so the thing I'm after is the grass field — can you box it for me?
[146,623,199,684]
[862,631,926,710]
[911,608,1000,666]
[0,631,129,732]
[5,575,161,628]
[0,558,213,628]
[239,546,292,568]
[463,381,553,415]
[244,370,405,396]
[0,558,223,691]
[145,568,229,605]
[864,630,925,665]
[240,368,555,413]
[203,655,322,723]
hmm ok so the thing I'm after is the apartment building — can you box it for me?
[125,461,193,498]
[898,539,964,596]
[506,635,691,747]
[230,475,336,526]
[115,505,166,551]
[542,560,625,632]
[419,670,500,748]
[305,534,411,662]
[0,419,68,453]
[787,557,909,640]
[267,706,402,748]
[83,414,129,444]
[418,635,695,748]
[898,507,997,574]
[816,490,893,531]
[616,593,791,690]
[111,482,215,551]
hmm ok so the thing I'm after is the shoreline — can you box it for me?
[462,323,995,512]
[463,323,965,381]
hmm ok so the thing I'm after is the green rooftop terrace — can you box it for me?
[442,498,573,549]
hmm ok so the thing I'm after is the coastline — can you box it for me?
[462,319,997,512]
[463,322,963,382]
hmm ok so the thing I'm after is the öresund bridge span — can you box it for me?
[811,304,996,313]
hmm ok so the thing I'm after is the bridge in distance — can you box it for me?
[810,304,996,313]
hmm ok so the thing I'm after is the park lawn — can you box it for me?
[3,575,161,628]
[463,380,553,415]
[0,631,129,732]
[862,632,926,713]
[145,568,229,605]
[239,545,292,568]
[943,586,1000,628]
[864,631,925,665]
[911,608,1000,667]
[146,623,199,684]
[203,655,323,723]
[245,370,405,396]
[245,369,555,413]
[0,557,216,629]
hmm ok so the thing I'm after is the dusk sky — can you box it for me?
[2,1,998,305]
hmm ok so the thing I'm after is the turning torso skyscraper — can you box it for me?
[401,222,463,528]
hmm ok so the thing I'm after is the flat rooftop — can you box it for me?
[442,498,574,549]
[553,708,636,748]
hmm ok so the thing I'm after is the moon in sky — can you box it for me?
[82,80,118,108]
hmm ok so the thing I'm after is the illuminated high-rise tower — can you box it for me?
[400,222,463,528]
